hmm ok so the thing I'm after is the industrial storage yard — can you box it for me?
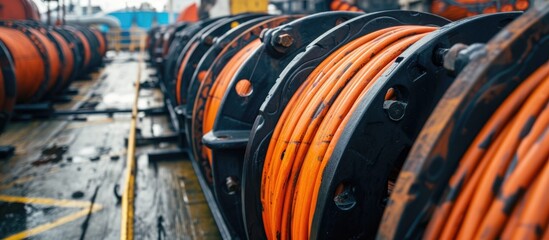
[0,0,547,239]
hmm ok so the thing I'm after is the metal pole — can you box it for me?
[168,0,174,23]
[62,0,66,24]
[87,0,92,15]
[47,1,51,25]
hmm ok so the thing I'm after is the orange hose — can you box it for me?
[425,61,549,239]
[261,25,437,239]
[202,39,261,165]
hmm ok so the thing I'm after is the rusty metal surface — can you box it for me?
[378,3,549,239]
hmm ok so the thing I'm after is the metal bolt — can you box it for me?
[203,35,215,46]
[439,43,468,71]
[383,100,407,121]
[276,33,294,48]
[334,185,357,211]
[226,176,239,195]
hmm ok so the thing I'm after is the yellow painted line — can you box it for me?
[0,195,94,208]
[4,205,103,240]
[0,176,35,190]
[121,39,145,240]
[0,195,103,239]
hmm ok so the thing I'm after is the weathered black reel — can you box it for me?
[173,15,275,145]
[162,17,226,103]
[161,22,190,82]
[175,13,268,106]
[183,15,299,238]
[146,25,161,64]
[180,14,275,106]
[52,27,84,90]
[308,12,521,240]
[60,25,87,75]
[0,39,16,133]
[21,20,69,97]
[71,25,102,71]
[184,15,298,169]
[242,10,526,239]
[149,25,167,67]
[240,10,450,239]
[195,10,363,238]
[378,4,548,239]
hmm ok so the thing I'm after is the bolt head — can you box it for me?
[276,33,294,48]
[383,100,407,121]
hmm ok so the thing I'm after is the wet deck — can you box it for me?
[0,52,220,239]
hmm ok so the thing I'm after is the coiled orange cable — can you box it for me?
[175,41,199,105]
[260,25,437,239]
[424,61,549,240]
[330,0,363,12]
[202,39,262,165]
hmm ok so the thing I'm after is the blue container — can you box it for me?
[107,11,178,31]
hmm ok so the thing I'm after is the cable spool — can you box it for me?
[431,0,530,21]
[242,11,523,239]
[185,15,299,177]
[75,26,103,70]
[178,14,274,106]
[330,0,363,12]
[183,15,299,238]
[64,25,92,73]
[161,22,190,84]
[174,14,266,106]
[262,24,441,240]
[22,21,69,97]
[91,28,107,60]
[162,17,225,102]
[379,3,548,239]
[49,29,74,91]
[149,25,166,66]
[238,11,446,239]
[202,38,262,165]
[194,11,361,239]
[54,27,85,82]
[7,21,62,99]
[0,21,54,103]
[146,26,160,63]
[0,38,16,133]
[0,0,40,21]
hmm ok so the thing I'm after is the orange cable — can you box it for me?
[425,61,549,239]
[260,25,437,239]
[202,39,262,165]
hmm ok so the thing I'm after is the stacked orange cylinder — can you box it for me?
[0,0,107,133]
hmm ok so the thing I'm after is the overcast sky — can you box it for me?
[35,0,169,13]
